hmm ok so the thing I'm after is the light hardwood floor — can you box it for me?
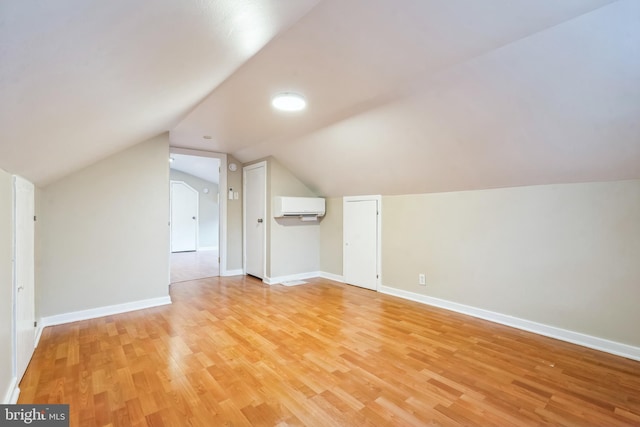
[170,249,219,283]
[19,276,640,426]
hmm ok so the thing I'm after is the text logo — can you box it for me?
[0,405,69,426]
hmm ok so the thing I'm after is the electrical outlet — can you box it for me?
[418,274,426,285]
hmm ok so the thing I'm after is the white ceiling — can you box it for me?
[170,154,220,184]
[0,0,319,185]
[2,0,639,196]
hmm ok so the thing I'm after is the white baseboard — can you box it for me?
[379,285,640,362]
[10,385,19,404]
[34,322,44,348]
[221,271,342,283]
[319,272,344,283]
[40,295,172,328]
[264,271,321,285]
[221,269,244,277]
[3,377,19,404]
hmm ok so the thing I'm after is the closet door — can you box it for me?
[343,196,380,291]
[243,162,266,279]
[14,175,35,383]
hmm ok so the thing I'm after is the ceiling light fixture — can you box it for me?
[272,92,306,112]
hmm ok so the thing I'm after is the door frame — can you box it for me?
[243,161,267,279]
[169,148,229,275]
[343,195,382,291]
[170,180,199,252]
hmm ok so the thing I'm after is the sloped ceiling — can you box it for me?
[0,0,319,184]
[170,154,219,184]
[2,1,639,196]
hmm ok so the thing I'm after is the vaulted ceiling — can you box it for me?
[1,0,638,196]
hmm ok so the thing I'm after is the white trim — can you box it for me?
[243,161,267,280]
[10,386,20,404]
[40,296,172,328]
[169,148,228,276]
[3,377,19,404]
[379,285,640,362]
[264,271,321,285]
[34,322,43,348]
[222,269,244,277]
[343,195,382,291]
[319,272,344,283]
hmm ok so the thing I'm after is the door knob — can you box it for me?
[192,216,196,220]
[257,218,263,223]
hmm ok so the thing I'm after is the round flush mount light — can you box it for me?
[272,92,306,112]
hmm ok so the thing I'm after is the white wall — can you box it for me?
[226,155,243,272]
[38,134,170,318]
[267,158,321,280]
[0,168,14,403]
[170,170,219,249]
[381,179,640,347]
[320,197,342,276]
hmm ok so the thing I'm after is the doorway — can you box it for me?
[343,195,381,291]
[169,150,225,283]
[243,162,266,279]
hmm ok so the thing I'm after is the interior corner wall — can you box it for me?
[268,158,321,279]
[381,179,640,347]
[38,134,171,318]
[226,155,243,271]
[0,168,14,403]
[320,197,343,275]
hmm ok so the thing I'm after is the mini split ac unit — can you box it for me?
[273,196,325,219]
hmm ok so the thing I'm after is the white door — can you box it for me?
[13,175,35,383]
[243,163,266,279]
[343,196,380,291]
[171,181,198,252]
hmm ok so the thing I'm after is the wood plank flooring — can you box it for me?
[19,276,640,426]
[170,249,219,283]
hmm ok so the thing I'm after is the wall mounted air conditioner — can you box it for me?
[273,196,325,219]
